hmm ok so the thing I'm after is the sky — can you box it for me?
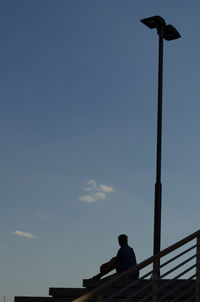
[1,1,200,301]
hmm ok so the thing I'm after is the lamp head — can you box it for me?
[141,16,181,41]
[164,24,181,40]
[140,16,166,29]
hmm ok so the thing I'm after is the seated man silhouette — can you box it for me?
[92,234,139,280]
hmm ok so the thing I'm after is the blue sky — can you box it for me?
[1,1,200,301]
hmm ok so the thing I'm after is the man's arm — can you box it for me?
[100,257,116,273]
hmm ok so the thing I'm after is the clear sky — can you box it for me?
[1,1,200,301]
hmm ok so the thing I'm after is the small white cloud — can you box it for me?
[83,179,97,191]
[79,191,106,203]
[79,180,116,203]
[88,179,97,186]
[37,213,51,221]
[12,230,36,239]
[100,184,116,193]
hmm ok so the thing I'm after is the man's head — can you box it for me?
[118,234,128,247]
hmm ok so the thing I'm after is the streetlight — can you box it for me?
[140,16,181,278]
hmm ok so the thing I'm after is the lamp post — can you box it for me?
[140,16,181,278]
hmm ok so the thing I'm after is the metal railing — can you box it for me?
[72,230,200,302]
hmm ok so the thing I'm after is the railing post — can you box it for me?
[196,235,200,302]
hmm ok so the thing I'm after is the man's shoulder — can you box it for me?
[118,245,133,253]
[123,245,133,250]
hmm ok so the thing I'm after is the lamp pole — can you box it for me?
[140,16,181,278]
[153,23,164,278]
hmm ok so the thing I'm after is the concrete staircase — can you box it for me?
[15,278,196,302]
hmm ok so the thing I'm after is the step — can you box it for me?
[15,297,52,302]
[49,288,88,297]
[83,278,195,289]
[51,297,195,302]
[49,286,195,299]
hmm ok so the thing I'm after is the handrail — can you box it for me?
[160,244,197,268]
[72,230,200,302]
[160,254,196,278]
